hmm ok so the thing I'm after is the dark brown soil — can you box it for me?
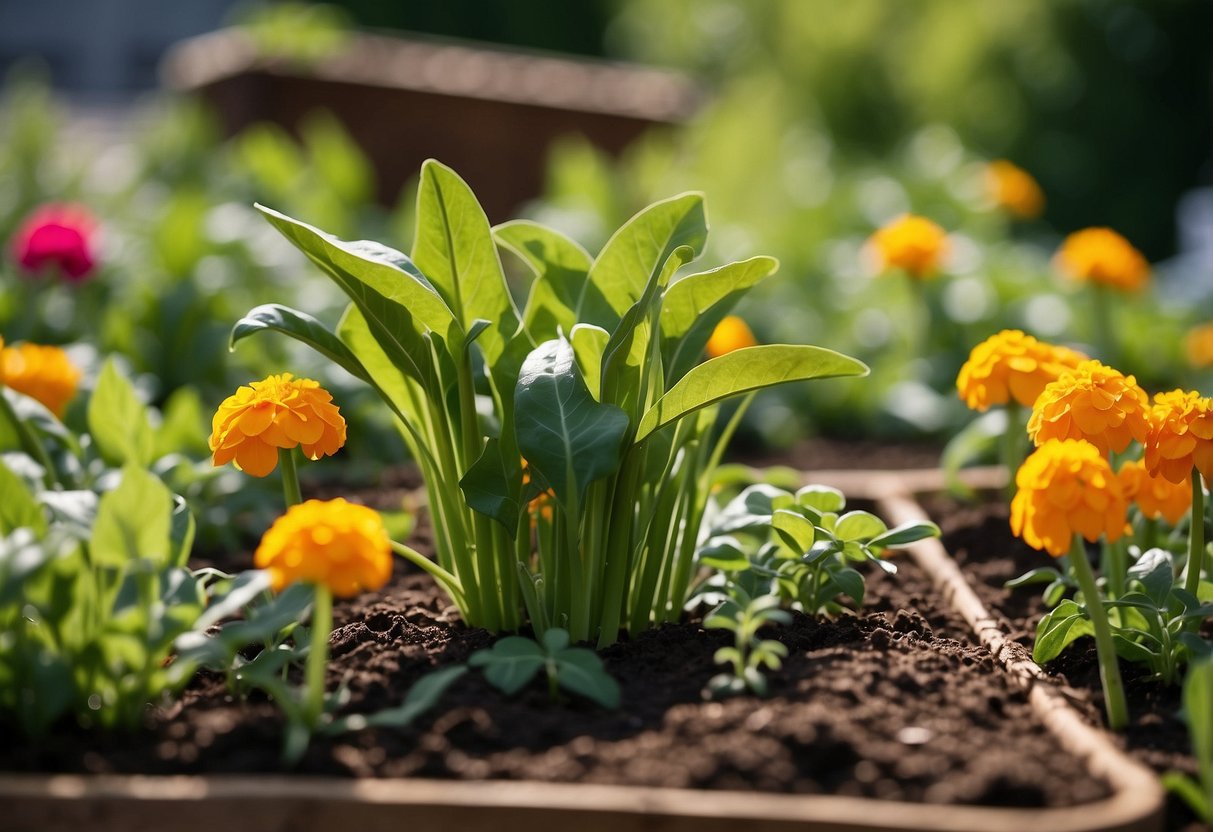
[924,493,1206,831]
[1,492,1112,810]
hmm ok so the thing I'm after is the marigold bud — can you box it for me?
[956,330,1086,412]
[706,315,758,358]
[1054,228,1149,292]
[1117,458,1191,526]
[254,498,392,597]
[10,203,98,282]
[0,341,81,418]
[1011,439,1127,557]
[1027,360,1149,455]
[985,160,1044,220]
[867,214,948,279]
[210,373,346,477]
[1144,389,1213,485]
[1185,323,1213,369]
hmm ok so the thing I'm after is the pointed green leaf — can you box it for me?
[832,566,865,607]
[635,345,868,442]
[332,666,469,733]
[869,521,939,550]
[1128,547,1175,607]
[91,466,173,570]
[581,192,707,330]
[460,438,522,530]
[0,458,45,535]
[570,324,609,401]
[495,220,592,341]
[555,648,620,709]
[413,160,521,369]
[514,338,629,510]
[87,360,154,468]
[231,303,371,384]
[468,636,546,695]
[661,256,779,382]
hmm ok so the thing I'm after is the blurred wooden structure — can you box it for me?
[162,29,701,219]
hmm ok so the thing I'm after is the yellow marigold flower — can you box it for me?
[868,214,949,279]
[1011,439,1127,557]
[956,329,1086,411]
[1027,360,1149,455]
[1117,458,1191,526]
[1144,389,1213,484]
[0,341,81,418]
[1185,323,1213,369]
[254,498,392,597]
[1054,228,1149,292]
[210,373,346,478]
[986,160,1044,219]
[706,315,758,358]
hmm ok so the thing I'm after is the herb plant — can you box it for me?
[469,628,620,708]
[704,595,791,698]
[233,159,869,646]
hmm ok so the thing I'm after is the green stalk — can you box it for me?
[1090,284,1117,367]
[596,451,641,647]
[1069,535,1128,730]
[278,448,303,508]
[0,389,57,488]
[390,540,465,608]
[1187,467,1205,597]
[1002,401,1022,502]
[305,584,332,728]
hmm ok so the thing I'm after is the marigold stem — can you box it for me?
[279,447,303,508]
[1002,401,1022,501]
[1187,467,1205,597]
[305,583,332,729]
[1069,535,1128,730]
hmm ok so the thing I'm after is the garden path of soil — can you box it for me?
[924,493,1206,831]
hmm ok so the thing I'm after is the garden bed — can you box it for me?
[0,467,1165,832]
[922,488,1205,832]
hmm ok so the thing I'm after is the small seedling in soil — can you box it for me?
[469,628,620,708]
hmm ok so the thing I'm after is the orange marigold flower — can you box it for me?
[0,341,81,417]
[210,373,346,477]
[706,315,758,358]
[1144,389,1213,484]
[956,329,1086,411]
[1054,228,1149,292]
[254,498,392,597]
[1185,323,1213,369]
[986,160,1044,220]
[868,214,949,279]
[1011,439,1128,557]
[1027,360,1149,455]
[1117,458,1191,526]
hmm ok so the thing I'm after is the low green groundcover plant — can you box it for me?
[235,159,869,647]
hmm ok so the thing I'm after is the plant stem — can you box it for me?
[1002,401,1022,502]
[1187,467,1206,597]
[1069,535,1128,730]
[279,448,303,508]
[1090,284,1117,367]
[390,539,465,608]
[305,583,332,729]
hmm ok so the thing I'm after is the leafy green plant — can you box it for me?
[703,594,790,698]
[469,628,620,708]
[1163,657,1213,824]
[696,481,938,616]
[232,159,868,646]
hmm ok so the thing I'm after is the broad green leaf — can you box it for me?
[257,204,455,388]
[830,511,888,543]
[555,648,620,709]
[332,666,468,732]
[543,628,572,653]
[570,324,609,401]
[40,490,97,540]
[468,636,545,695]
[661,256,779,383]
[582,193,707,331]
[1112,633,1158,664]
[495,220,592,341]
[87,360,154,468]
[713,484,793,533]
[460,438,522,530]
[91,466,173,570]
[869,520,940,549]
[832,566,865,607]
[772,509,816,555]
[0,458,45,535]
[697,537,750,572]
[635,345,868,442]
[796,485,845,514]
[153,387,209,459]
[413,160,521,370]
[513,338,629,510]
[1128,547,1175,607]
[1033,600,1093,663]
[230,303,371,384]
[0,529,63,608]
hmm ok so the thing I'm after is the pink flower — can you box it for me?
[10,204,98,282]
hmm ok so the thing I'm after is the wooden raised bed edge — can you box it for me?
[0,466,1163,832]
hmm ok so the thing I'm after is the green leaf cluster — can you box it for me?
[235,159,869,646]
[704,595,791,698]
[469,628,620,709]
